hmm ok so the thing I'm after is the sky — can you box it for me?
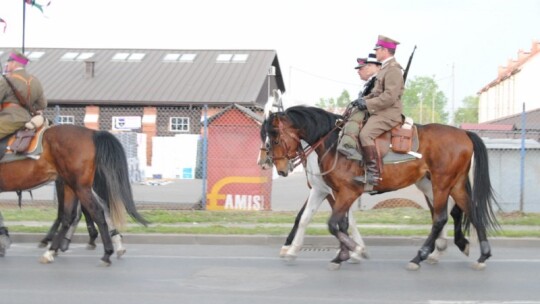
[1,0,539,115]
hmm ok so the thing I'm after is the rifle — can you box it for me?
[403,45,417,84]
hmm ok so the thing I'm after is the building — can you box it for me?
[477,40,540,122]
[0,47,286,166]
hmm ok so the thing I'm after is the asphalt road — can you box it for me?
[1,242,539,304]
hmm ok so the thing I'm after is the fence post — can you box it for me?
[519,102,525,212]
[201,104,209,209]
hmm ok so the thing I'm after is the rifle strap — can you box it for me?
[1,74,36,115]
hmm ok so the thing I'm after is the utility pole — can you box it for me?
[451,63,455,125]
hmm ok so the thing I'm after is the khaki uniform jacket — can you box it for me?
[0,69,47,139]
[364,57,404,123]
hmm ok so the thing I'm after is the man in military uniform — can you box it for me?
[337,53,381,159]
[0,51,47,140]
[353,35,404,186]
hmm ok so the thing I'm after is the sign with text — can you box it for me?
[112,116,142,130]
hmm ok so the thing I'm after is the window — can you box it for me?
[216,53,248,63]
[170,117,189,132]
[216,54,233,62]
[27,51,45,60]
[179,53,197,62]
[112,53,130,61]
[163,53,197,62]
[77,52,94,60]
[232,54,249,62]
[61,52,79,60]
[56,115,74,125]
[127,53,145,61]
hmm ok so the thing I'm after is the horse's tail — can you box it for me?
[464,131,499,233]
[93,131,148,228]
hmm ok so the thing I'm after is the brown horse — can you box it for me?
[0,124,147,265]
[262,106,499,270]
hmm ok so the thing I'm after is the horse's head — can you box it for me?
[262,112,302,177]
[256,132,273,170]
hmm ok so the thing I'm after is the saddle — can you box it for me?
[0,122,49,163]
[350,116,421,166]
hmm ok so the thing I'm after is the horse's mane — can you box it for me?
[283,106,342,145]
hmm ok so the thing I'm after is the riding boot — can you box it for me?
[353,145,381,186]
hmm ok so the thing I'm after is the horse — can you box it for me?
[262,106,499,270]
[258,137,368,262]
[0,124,148,265]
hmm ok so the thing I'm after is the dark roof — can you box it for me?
[207,103,263,125]
[0,48,285,106]
[483,107,540,130]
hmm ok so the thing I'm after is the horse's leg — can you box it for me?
[39,179,65,248]
[327,202,363,270]
[450,204,469,256]
[281,200,307,257]
[40,185,78,264]
[285,189,326,261]
[0,212,11,257]
[81,204,99,250]
[346,205,369,262]
[79,189,114,266]
[60,202,82,252]
[407,187,450,271]
[415,177,449,264]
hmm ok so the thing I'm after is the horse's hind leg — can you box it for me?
[80,189,114,266]
[40,179,65,248]
[450,204,469,256]
[60,202,83,252]
[81,204,99,250]
[40,186,78,264]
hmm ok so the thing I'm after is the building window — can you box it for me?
[163,53,197,63]
[216,53,249,63]
[57,115,75,124]
[170,117,189,132]
[27,51,45,61]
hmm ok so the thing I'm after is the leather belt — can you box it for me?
[0,102,22,110]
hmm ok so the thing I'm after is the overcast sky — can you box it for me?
[2,0,539,113]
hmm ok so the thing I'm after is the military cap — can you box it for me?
[7,51,29,65]
[373,35,400,50]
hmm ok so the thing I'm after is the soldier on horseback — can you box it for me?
[353,35,405,186]
[0,51,47,140]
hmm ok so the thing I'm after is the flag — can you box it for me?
[25,0,51,14]
[0,18,6,33]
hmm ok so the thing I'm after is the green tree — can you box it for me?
[453,95,479,125]
[316,89,351,109]
[402,76,449,124]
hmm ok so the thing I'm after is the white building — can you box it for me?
[478,40,540,122]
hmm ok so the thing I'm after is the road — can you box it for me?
[1,242,539,304]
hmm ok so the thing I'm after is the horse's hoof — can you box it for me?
[116,249,126,258]
[435,238,448,252]
[279,246,290,258]
[361,250,370,260]
[39,251,55,264]
[327,262,341,271]
[462,244,470,257]
[99,260,112,267]
[406,262,421,271]
[426,252,441,264]
[86,243,97,250]
[100,257,112,267]
[38,241,48,248]
[284,254,297,263]
[472,262,486,270]
[348,254,362,264]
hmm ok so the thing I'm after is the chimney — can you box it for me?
[85,61,95,78]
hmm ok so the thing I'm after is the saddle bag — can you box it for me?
[390,126,413,154]
[9,129,36,153]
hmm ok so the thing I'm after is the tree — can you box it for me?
[453,95,479,125]
[316,89,351,109]
[402,76,449,124]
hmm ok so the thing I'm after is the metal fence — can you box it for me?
[0,105,539,213]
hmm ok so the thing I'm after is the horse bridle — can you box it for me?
[266,115,338,171]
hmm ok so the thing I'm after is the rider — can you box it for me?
[0,51,47,140]
[337,53,381,159]
[353,35,405,186]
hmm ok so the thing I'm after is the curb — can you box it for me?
[11,233,540,248]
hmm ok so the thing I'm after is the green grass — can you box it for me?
[3,207,540,237]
